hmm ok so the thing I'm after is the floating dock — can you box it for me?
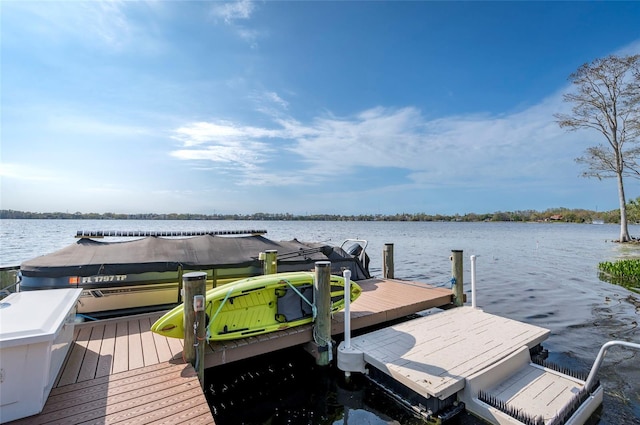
[339,306,603,424]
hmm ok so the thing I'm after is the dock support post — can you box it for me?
[450,250,464,307]
[183,271,207,388]
[262,250,278,275]
[383,243,394,279]
[314,261,332,366]
[470,255,477,308]
[343,269,352,350]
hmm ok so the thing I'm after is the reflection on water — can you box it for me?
[205,346,477,425]
[1,220,639,424]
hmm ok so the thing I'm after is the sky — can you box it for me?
[2,1,640,216]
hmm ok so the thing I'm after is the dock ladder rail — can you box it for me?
[585,340,640,391]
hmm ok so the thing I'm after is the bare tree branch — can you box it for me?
[555,54,640,242]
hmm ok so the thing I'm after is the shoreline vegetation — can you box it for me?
[598,259,640,294]
[0,207,628,223]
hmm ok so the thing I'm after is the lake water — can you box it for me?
[1,219,639,424]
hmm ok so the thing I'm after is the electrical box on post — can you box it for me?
[193,294,205,312]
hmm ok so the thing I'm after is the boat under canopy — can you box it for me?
[19,234,370,317]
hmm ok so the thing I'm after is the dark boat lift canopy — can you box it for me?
[20,235,370,280]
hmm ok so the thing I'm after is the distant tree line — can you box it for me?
[2,205,638,224]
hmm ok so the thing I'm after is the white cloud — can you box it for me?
[263,92,289,110]
[237,28,261,48]
[210,0,255,24]
[170,88,587,191]
[171,121,282,147]
[249,91,291,117]
[209,0,262,47]
[171,141,271,169]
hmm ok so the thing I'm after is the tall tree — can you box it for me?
[555,54,640,242]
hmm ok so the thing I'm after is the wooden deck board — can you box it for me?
[140,317,160,366]
[57,326,92,386]
[77,324,104,382]
[10,363,212,425]
[128,318,145,370]
[112,321,130,373]
[349,306,550,400]
[95,322,116,378]
[151,327,174,363]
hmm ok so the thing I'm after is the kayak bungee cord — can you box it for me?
[206,283,237,340]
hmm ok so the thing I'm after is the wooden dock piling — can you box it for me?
[263,249,278,275]
[314,261,332,366]
[451,249,464,306]
[182,271,207,387]
[383,243,394,279]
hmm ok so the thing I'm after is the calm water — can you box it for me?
[1,219,639,424]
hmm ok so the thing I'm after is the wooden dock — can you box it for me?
[204,278,454,367]
[8,278,453,425]
[9,312,214,425]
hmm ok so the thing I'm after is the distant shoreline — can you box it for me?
[0,208,617,224]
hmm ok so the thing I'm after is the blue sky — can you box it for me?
[2,1,640,216]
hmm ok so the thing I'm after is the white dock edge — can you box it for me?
[460,346,603,425]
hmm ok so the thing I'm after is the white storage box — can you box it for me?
[0,288,82,423]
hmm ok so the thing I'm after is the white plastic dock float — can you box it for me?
[0,288,82,423]
[340,306,603,424]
